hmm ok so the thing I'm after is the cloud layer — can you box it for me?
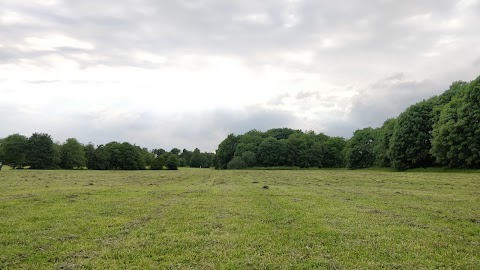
[1,0,480,151]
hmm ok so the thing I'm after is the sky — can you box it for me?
[1,0,480,152]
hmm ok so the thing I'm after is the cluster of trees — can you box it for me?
[216,128,345,169]
[216,75,479,170]
[0,133,214,170]
[344,75,480,170]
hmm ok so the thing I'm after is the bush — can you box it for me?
[150,156,165,170]
[227,156,247,169]
[165,155,179,170]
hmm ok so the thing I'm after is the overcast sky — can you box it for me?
[1,0,479,151]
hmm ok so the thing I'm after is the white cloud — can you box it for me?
[20,34,94,51]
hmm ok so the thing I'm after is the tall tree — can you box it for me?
[91,145,111,170]
[322,137,346,168]
[150,155,165,170]
[189,148,203,168]
[27,133,55,169]
[390,100,435,170]
[165,153,179,170]
[60,138,86,169]
[180,149,192,167]
[344,128,378,169]
[431,76,480,168]
[84,143,96,169]
[170,148,181,155]
[216,134,239,169]
[374,118,396,167]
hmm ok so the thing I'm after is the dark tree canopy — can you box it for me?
[373,119,396,167]
[431,76,480,168]
[165,154,179,170]
[257,137,289,167]
[60,138,86,169]
[0,134,28,169]
[27,133,56,169]
[150,156,165,170]
[189,148,204,168]
[344,128,377,169]
[217,129,347,169]
[216,134,239,169]
[390,100,435,170]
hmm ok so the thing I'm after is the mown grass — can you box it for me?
[0,168,479,269]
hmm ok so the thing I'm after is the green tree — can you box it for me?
[165,154,179,170]
[216,134,239,169]
[373,118,396,167]
[390,100,435,170]
[91,145,111,170]
[431,76,480,168]
[52,142,62,168]
[265,128,300,140]
[170,148,181,155]
[119,142,146,170]
[152,148,166,156]
[91,142,146,170]
[322,137,346,168]
[241,151,257,167]
[286,132,322,168]
[0,134,28,168]
[257,137,289,167]
[345,128,378,169]
[227,156,247,169]
[84,143,96,169]
[150,155,165,170]
[60,138,86,169]
[139,147,154,168]
[432,81,468,124]
[189,148,204,168]
[27,133,55,169]
[234,130,264,157]
[180,149,192,167]
[202,152,215,168]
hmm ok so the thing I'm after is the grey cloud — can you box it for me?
[346,75,442,129]
[473,57,480,67]
[1,0,479,77]
[169,106,298,150]
[296,91,319,100]
[0,105,298,152]
[267,93,289,106]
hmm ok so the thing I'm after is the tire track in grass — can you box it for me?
[57,189,190,269]
[213,173,344,270]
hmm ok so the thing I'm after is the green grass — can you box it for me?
[0,169,479,269]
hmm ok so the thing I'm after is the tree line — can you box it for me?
[2,75,478,171]
[344,75,480,170]
[216,128,345,169]
[0,134,214,170]
[216,75,480,170]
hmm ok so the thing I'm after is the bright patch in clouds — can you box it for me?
[21,34,94,51]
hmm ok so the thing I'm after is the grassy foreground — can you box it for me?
[0,168,479,269]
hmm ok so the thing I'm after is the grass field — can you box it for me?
[0,168,479,269]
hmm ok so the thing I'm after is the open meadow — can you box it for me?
[0,168,479,269]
